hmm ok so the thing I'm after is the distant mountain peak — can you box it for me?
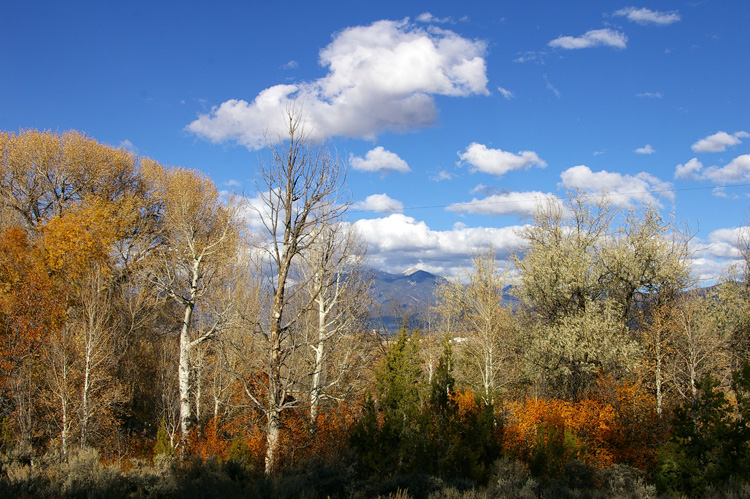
[403,267,424,276]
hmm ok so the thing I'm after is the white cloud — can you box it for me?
[352,193,403,213]
[544,74,561,98]
[431,170,455,182]
[548,29,627,50]
[690,226,748,281]
[225,179,242,187]
[691,131,750,153]
[636,91,663,98]
[349,146,410,173]
[352,213,524,277]
[187,19,488,149]
[416,12,453,24]
[560,165,674,206]
[497,86,514,99]
[674,158,703,180]
[614,7,681,26]
[280,60,298,70]
[119,140,136,152]
[635,144,655,154]
[447,191,562,217]
[703,155,750,183]
[675,155,750,184]
[458,143,547,177]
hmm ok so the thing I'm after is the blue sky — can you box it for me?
[2,1,749,281]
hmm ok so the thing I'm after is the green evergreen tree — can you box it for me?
[656,366,750,495]
[351,325,425,475]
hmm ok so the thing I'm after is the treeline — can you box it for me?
[1,124,750,498]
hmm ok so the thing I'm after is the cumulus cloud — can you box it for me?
[352,193,404,213]
[636,91,663,98]
[614,7,681,25]
[186,19,488,149]
[635,144,655,154]
[352,213,524,277]
[703,155,750,183]
[458,143,547,177]
[548,29,627,50]
[691,131,750,153]
[447,191,562,217]
[280,60,298,70]
[560,165,674,206]
[674,158,703,180]
[675,155,750,184]
[349,146,411,173]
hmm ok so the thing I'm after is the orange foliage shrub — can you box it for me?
[504,377,663,474]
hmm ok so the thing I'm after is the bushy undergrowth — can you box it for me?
[0,448,683,499]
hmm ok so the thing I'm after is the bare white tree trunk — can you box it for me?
[178,295,196,445]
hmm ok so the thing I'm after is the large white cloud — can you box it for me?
[675,155,750,184]
[187,19,488,149]
[352,193,404,213]
[548,29,627,50]
[560,165,673,206]
[613,7,681,25]
[350,146,410,173]
[447,191,561,217]
[458,143,546,176]
[691,131,750,153]
[352,213,524,277]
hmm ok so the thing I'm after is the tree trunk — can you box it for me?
[178,301,194,449]
[265,409,282,475]
[310,295,327,425]
[80,336,91,448]
[655,332,663,416]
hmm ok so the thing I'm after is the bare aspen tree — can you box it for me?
[298,222,370,425]
[72,264,122,449]
[244,110,348,475]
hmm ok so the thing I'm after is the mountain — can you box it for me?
[365,267,519,332]
[368,268,447,314]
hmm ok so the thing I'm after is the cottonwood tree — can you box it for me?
[146,165,239,449]
[241,110,348,475]
[0,129,141,232]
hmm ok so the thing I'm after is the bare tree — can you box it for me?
[242,110,348,475]
[297,222,371,425]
